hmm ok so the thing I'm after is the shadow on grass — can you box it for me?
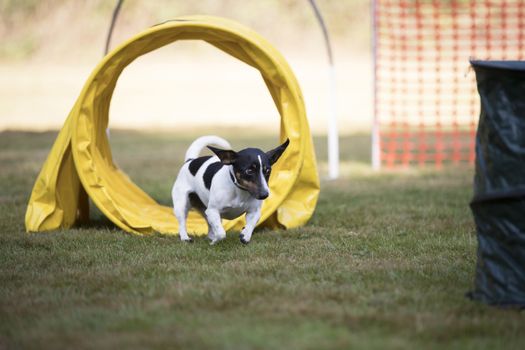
[78,215,120,231]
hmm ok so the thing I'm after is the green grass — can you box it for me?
[1,130,524,349]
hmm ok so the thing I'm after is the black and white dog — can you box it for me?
[172,136,289,244]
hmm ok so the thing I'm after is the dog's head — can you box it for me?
[208,139,289,200]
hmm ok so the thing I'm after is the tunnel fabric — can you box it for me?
[25,16,320,235]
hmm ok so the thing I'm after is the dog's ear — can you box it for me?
[208,146,238,165]
[266,139,290,165]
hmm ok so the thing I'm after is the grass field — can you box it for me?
[1,130,524,349]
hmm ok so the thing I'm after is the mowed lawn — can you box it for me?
[1,130,523,349]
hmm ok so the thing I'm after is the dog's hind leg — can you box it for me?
[173,190,192,243]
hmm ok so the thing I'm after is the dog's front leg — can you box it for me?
[205,208,226,245]
[240,207,261,244]
[207,222,216,242]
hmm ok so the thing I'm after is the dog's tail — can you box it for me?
[184,135,232,162]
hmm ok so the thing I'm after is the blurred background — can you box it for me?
[0,0,371,134]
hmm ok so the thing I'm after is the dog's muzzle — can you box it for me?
[256,191,269,200]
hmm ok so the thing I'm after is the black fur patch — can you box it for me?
[188,192,206,213]
[189,156,212,176]
[203,162,223,189]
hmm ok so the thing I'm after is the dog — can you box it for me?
[171,135,289,244]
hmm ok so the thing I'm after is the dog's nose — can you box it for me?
[257,192,269,200]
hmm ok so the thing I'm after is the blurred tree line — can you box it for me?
[0,0,370,61]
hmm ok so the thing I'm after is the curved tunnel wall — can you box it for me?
[25,16,320,235]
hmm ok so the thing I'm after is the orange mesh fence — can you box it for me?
[372,0,525,168]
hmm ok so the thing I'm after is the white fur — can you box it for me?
[172,136,265,244]
[184,135,231,161]
[257,155,269,195]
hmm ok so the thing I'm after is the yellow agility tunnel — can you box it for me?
[25,15,320,236]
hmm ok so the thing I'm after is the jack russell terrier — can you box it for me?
[171,135,289,245]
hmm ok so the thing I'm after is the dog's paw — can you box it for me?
[210,235,226,245]
[239,234,250,245]
[181,237,194,243]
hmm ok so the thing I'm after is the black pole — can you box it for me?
[307,0,339,179]
[307,0,334,66]
[104,0,125,55]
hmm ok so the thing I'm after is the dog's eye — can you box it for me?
[245,169,254,175]
[264,168,271,175]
